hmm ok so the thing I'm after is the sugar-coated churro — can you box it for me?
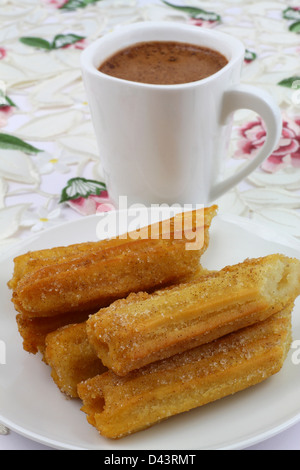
[86,254,300,376]
[44,323,107,398]
[10,206,217,318]
[42,270,215,393]
[78,305,293,439]
[16,310,91,354]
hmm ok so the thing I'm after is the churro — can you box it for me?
[78,305,293,439]
[8,241,104,291]
[86,254,300,376]
[10,206,217,318]
[44,323,107,398]
[42,270,215,394]
[16,310,90,354]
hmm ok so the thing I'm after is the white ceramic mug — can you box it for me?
[81,22,282,207]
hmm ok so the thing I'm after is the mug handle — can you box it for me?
[209,84,282,202]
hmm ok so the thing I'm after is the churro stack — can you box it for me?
[78,306,293,440]
[10,206,216,354]
[76,254,299,439]
[8,206,300,440]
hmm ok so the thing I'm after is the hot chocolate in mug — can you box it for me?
[81,22,282,207]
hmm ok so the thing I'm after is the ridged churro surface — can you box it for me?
[10,206,217,318]
[78,305,293,440]
[86,254,300,375]
[44,323,107,398]
[42,271,214,394]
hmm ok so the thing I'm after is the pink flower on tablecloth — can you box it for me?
[45,0,68,8]
[0,106,14,128]
[0,48,6,60]
[61,38,88,50]
[67,193,115,216]
[235,116,300,172]
[188,18,219,28]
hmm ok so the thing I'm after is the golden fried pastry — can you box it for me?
[16,310,91,354]
[8,238,140,291]
[8,241,103,291]
[44,323,107,398]
[86,254,300,376]
[16,269,214,355]
[78,305,293,439]
[11,206,217,318]
[42,272,216,396]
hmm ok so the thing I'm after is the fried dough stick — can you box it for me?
[78,305,293,439]
[11,206,217,318]
[9,236,155,291]
[86,254,300,376]
[44,323,107,398]
[16,310,91,355]
[16,269,215,355]
[42,270,216,395]
[8,241,106,291]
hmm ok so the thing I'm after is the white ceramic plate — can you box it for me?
[0,210,300,450]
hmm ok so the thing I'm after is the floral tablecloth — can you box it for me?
[0,0,300,255]
[0,0,300,449]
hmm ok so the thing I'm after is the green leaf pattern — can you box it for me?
[20,34,85,51]
[0,90,17,108]
[0,134,42,154]
[278,76,300,89]
[161,1,221,22]
[289,21,300,33]
[283,7,300,21]
[2,96,17,108]
[244,49,257,62]
[60,177,107,203]
[60,0,103,11]
[282,7,300,33]
[52,34,86,49]
[19,37,53,50]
